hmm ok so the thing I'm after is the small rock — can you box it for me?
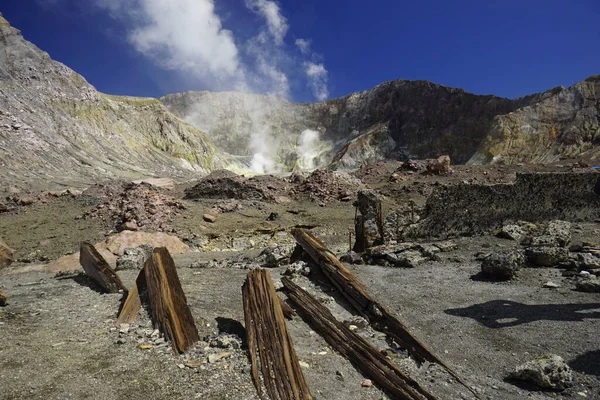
[138,343,153,350]
[258,245,292,268]
[481,250,525,280]
[542,281,560,289]
[119,323,130,334]
[339,251,363,264]
[203,214,217,223]
[119,221,139,231]
[509,354,573,390]
[184,359,202,368]
[298,361,310,368]
[0,289,7,306]
[18,197,34,206]
[116,338,126,345]
[208,352,231,363]
[361,379,373,388]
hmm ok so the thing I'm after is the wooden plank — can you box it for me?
[279,297,296,320]
[283,277,437,400]
[116,268,147,326]
[242,268,312,400]
[291,228,478,398]
[144,247,199,354]
[79,242,127,293]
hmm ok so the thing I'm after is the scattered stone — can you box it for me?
[203,213,217,223]
[298,361,310,369]
[361,379,373,388]
[283,261,310,277]
[577,253,600,270]
[18,197,34,206]
[183,359,202,368]
[138,343,153,350]
[525,246,568,267]
[119,221,139,231]
[481,250,525,280]
[208,334,242,350]
[339,251,363,264]
[0,238,15,270]
[509,354,573,390]
[433,241,458,252]
[390,250,428,268]
[258,245,292,268]
[542,281,560,289]
[208,352,231,363]
[115,244,153,271]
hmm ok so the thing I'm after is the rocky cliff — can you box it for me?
[469,76,600,164]
[0,13,227,192]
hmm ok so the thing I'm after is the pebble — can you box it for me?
[543,281,560,288]
[361,379,373,388]
[298,361,310,368]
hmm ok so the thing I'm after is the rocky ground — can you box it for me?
[1,162,599,400]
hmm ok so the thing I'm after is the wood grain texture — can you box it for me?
[144,247,199,354]
[116,268,147,326]
[283,277,437,400]
[79,242,127,293]
[291,228,478,398]
[242,268,312,400]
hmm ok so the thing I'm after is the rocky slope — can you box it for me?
[0,13,228,193]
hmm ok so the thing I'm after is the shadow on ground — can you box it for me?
[445,300,600,328]
[570,350,600,376]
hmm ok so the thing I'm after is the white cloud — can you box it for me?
[93,0,246,91]
[304,62,329,101]
[295,38,311,55]
[244,0,288,45]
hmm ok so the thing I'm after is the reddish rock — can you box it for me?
[203,213,217,223]
[0,238,14,270]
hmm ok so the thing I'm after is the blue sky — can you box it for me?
[1,0,599,102]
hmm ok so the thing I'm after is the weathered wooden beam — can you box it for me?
[279,297,296,320]
[0,289,7,306]
[242,268,312,400]
[79,242,127,293]
[144,247,199,354]
[283,277,437,400]
[291,228,477,398]
[116,268,147,326]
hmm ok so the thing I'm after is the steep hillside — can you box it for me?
[0,13,227,192]
[469,76,600,164]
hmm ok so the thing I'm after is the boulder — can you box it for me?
[575,276,600,293]
[104,231,189,256]
[525,247,568,267]
[115,244,153,271]
[509,354,573,390]
[426,155,452,175]
[390,250,428,268]
[497,224,526,241]
[481,250,525,280]
[0,238,14,270]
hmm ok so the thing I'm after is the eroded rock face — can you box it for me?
[471,76,600,165]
